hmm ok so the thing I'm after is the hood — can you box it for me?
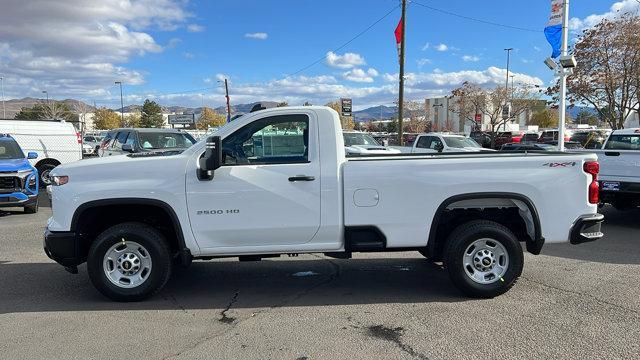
[0,158,33,172]
[346,145,402,154]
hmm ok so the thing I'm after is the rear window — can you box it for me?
[138,132,196,150]
[604,135,640,150]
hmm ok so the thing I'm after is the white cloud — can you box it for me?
[183,52,194,59]
[435,43,448,52]
[462,55,480,62]
[244,32,268,40]
[382,73,397,82]
[343,68,379,83]
[187,24,205,33]
[0,0,192,99]
[569,0,640,31]
[421,42,430,51]
[533,46,541,52]
[417,58,432,68]
[167,38,182,48]
[325,51,366,69]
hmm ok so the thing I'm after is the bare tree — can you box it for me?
[73,101,93,132]
[550,12,640,129]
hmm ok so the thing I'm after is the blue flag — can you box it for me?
[544,0,563,58]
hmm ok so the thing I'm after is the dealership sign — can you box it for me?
[341,98,352,117]
[168,114,195,124]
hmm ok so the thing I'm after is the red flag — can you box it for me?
[394,17,403,64]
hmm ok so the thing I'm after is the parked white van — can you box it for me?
[0,119,83,185]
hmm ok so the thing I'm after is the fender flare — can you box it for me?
[426,192,544,257]
[70,198,189,255]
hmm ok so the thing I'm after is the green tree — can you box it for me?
[386,119,398,133]
[121,111,141,128]
[529,109,559,128]
[197,107,227,130]
[93,107,121,129]
[276,101,289,107]
[140,99,164,128]
[14,102,77,122]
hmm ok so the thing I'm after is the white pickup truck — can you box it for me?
[585,128,640,210]
[396,133,493,154]
[44,106,604,302]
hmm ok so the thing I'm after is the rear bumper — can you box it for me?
[0,193,38,208]
[43,228,82,267]
[569,213,604,245]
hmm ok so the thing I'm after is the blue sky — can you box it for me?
[0,0,637,110]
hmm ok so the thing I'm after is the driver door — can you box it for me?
[185,113,321,250]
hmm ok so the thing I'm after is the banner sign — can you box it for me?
[544,0,563,58]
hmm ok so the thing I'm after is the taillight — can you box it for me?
[584,161,599,204]
[76,132,82,144]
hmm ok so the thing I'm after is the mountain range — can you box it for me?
[1,97,597,123]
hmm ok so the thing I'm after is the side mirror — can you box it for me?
[198,136,222,181]
[435,143,444,153]
[27,152,38,159]
[122,144,135,153]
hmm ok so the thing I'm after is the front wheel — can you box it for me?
[444,220,523,298]
[87,222,172,302]
[36,163,57,186]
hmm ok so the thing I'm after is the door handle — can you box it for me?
[288,175,315,182]
[604,151,620,156]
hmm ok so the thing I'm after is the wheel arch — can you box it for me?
[70,198,190,263]
[35,157,61,168]
[426,192,543,258]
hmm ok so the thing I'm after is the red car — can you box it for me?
[494,131,525,149]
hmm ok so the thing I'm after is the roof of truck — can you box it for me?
[611,128,640,135]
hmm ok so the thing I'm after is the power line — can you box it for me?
[286,4,401,77]
[411,1,541,33]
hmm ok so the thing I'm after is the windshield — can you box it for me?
[443,136,481,148]
[0,140,25,159]
[604,134,640,150]
[138,132,196,150]
[343,133,381,147]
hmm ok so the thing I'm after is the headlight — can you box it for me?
[28,176,37,187]
[51,175,69,186]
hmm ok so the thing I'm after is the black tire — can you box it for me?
[87,222,172,302]
[36,163,57,186]
[444,220,523,298]
[24,201,38,214]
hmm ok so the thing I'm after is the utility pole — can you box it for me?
[42,90,48,104]
[224,78,231,122]
[504,48,513,94]
[398,0,407,145]
[557,0,570,151]
[115,81,124,123]
[0,76,5,119]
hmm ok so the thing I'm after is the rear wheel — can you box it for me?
[36,163,57,186]
[87,222,172,302]
[444,220,523,298]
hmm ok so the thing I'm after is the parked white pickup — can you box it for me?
[395,133,494,154]
[583,128,640,210]
[45,106,603,301]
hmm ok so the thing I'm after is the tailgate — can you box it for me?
[597,150,640,182]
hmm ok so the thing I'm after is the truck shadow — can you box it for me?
[541,206,640,265]
[0,257,465,315]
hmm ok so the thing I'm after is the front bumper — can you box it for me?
[569,213,604,245]
[0,193,38,208]
[44,228,83,267]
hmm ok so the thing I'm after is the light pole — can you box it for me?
[42,90,48,104]
[557,0,570,151]
[504,48,513,94]
[115,81,124,123]
[0,76,5,119]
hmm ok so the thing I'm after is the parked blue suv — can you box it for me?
[0,134,39,213]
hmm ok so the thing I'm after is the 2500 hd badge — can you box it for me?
[196,209,240,215]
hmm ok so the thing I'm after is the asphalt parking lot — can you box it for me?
[1,196,638,360]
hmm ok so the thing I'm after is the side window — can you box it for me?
[430,137,443,149]
[124,132,137,147]
[416,136,431,149]
[222,114,309,165]
[605,135,640,150]
[113,131,129,149]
